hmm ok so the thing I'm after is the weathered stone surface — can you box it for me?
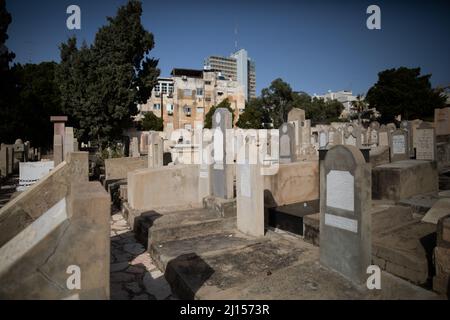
[104,156,147,181]
[369,146,390,167]
[0,181,110,299]
[127,165,201,211]
[0,152,88,248]
[372,160,438,202]
[320,145,371,284]
[422,199,450,224]
[264,161,319,207]
[211,108,233,199]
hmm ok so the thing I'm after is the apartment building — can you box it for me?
[205,49,256,100]
[138,68,246,131]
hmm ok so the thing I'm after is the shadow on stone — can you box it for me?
[132,210,163,248]
[164,253,215,300]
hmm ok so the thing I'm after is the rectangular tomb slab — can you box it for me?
[372,160,438,202]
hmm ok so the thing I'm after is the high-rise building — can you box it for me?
[205,49,256,101]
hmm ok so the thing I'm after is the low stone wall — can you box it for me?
[0,181,110,299]
[0,152,88,247]
[127,164,201,211]
[104,156,147,181]
[264,161,319,207]
[372,160,438,202]
[0,151,110,299]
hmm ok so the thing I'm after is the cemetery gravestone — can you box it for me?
[211,108,233,199]
[279,123,295,163]
[148,133,163,168]
[416,122,436,161]
[320,145,372,284]
[390,129,409,162]
[378,125,389,147]
[434,107,450,136]
[236,136,264,237]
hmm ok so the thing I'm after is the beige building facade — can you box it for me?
[138,68,245,131]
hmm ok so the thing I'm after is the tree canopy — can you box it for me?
[56,0,160,147]
[203,98,235,129]
[140,112,163,131]
[366,67,446,123]
[0,0,17,143]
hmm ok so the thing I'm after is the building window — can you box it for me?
[184,89,191,97]
[168,84,174,94]
[196,107,204,114]
[205,81,211,85]
[166,104,173,115]
[153,103,161,110]
[183,105,191,116]
[196,88,203,96]
[161,83,168,94]
[154,84,160,92]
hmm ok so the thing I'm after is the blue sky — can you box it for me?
[5,0,450,96]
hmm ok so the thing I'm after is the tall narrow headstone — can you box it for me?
[416,122,436,161]
[64,127,74,160]
[211,108,233,199]
[130,137,140,158]
[50,116,67,165]
[320,145,371,284]
[378,125,389,147]
[279,123,295,163]
[53,135,63,166]
[319,130,328,149]
[236,136,264,237]
[288,108,305,154]
[0,145,8,177]
[148,132,163,168]
[198,129,213,202]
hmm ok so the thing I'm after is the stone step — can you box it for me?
[130,207,236,248]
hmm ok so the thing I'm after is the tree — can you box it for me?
[141,112,163,131]
[366,67,446,123]
[11,62,62,150]
[236,98,269,129]
[56,0,160,148]
[261,78,295,128]
[349,95,379,125]
[303,97,344,125]
[0,0,18,143]
[203,98,235,129]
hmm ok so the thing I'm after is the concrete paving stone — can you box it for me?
[125,282,143,294]
[123,243,145,255]
[143,272,172,300]
[110,288,130,300]
[110,262,130,273]
[132,294,151,300]
[125,265,146,274]
[112,214,123,222]
[110,272,136,283]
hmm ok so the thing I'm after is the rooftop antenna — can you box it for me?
[234,22,238,51]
